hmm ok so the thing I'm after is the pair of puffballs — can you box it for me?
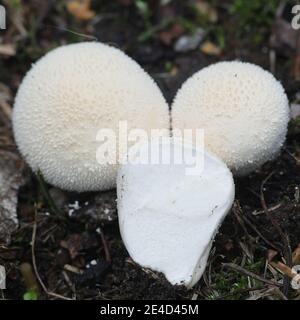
[13,42,290,192]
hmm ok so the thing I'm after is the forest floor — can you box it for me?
[0,0,300,300]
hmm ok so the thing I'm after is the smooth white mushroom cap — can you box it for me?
[118,138,235,287]
[172,61,290,175]
[13,42,169,191]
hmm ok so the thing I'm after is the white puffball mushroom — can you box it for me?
[118,138,235,287]
[172,61,290,176]
[13,42,169,192]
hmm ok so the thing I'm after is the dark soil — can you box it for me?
[0,0,300,300]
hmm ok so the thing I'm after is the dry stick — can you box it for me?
[222,263,282,287]
[234,201,279,251]
[42,24,98,41]
[31,207,72,300]
[232,201,251,237]
[215,286,266,300]
[270,261,295,279]
[100,228,111,263]
[242,214,279,251]
[285,149,300,166]
[260,171,292,296]
[260,172,291,258]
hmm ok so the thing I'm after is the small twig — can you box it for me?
[31,207,73,300]
[248,287,288,300]
[270,261,295,279]
[42,24,98,41]
[222,263,282,287]
[260,172,291,258]
[260,172,292,295]
[252,202,283,216]
[64,264,83,275]
[214,286,265,300]
[233,201,279,251]
[232,201,251,238]
[99,228,111,263]
[285,149,300,166]
[243,215,279,251]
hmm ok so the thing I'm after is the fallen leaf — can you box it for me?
[66,0,95,21]
[0,151,25,244]
[159,24,184,46]
[174,28,206,53]
[200,41,222,56]
[270,261,294,278]
[64,264,82,274]
[0,44,16,56]
[194,0,218,23]
[292,244,300,265]
[169,66,178,77]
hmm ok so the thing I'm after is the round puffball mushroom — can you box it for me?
[172,61,290,176]
[13,42,169,192]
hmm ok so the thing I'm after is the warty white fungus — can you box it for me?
[13,42,169,191]
[172,61,290,176]
[117,138,235,287]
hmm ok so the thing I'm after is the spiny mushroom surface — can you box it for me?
[172,61,290,176]
[13,42,169,191]
[117,138,235,287]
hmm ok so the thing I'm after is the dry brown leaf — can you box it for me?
[194,0,218,23]
[0,151,25,244]
[169,66,178,77]
[292,244,300,265]
[270,261,295,278]
[66,0,95,21]
[0,44,16,56]
[200,41,221,56]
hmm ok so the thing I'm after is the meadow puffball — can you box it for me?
[13,42,169,191]
[117,138,235,287]
[172,61,290,175]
